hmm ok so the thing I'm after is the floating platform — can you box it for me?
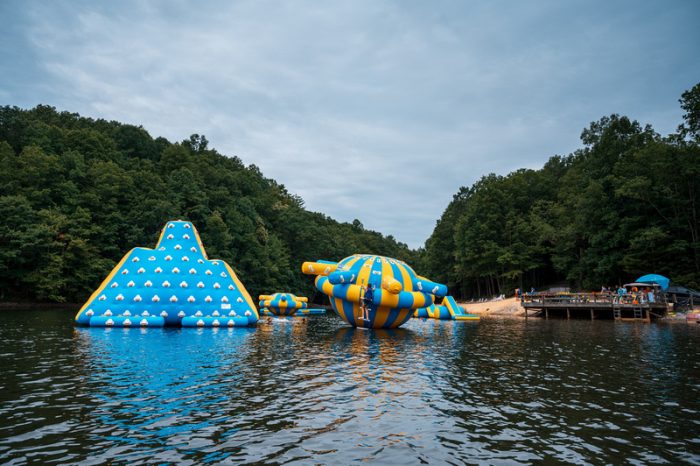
[74,220,259,327]
[522,293,668,321]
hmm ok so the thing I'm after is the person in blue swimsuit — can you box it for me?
[362,284,374,321]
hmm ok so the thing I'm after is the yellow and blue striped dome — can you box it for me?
[302,254,447,329]
[258,293,308,316]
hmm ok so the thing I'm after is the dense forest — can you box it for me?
[2,83,698,304]
[421,83,700,298]
[0,107,416,303]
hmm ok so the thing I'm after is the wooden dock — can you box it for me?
[521,292,668,321]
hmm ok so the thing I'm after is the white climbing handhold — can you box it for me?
[170,295,178,303]
[197,258,204,263]
[111,282,118,288]
[212,319,220,327]
[174,244,182,250]
[213,282,221,289]
[212,310,220,316]
[123,310,131,316]
[172,267,180,274]
[432,286,439,294]
[140,319,148,326]
[86,309,94,316]
[160,310,168,318]
[228,319,235,327]
[228,284,234,290]
[138,267,145,274]
[205,296,212,303]
[123,318,132,326]
[167,234,174,239]
[195,310,203,317]
[220,272,227,277]
[145,280,153,287]
[127,280,135,287]
[205,270,212,275]
[116,294,124,301]
[148,256,156,261]
[155,267,163,273]
[187,296,195,303]
[141,310,150,316]
[104,310,113,316]
[162,280,171,287]
[132,257,140,262]
[106,318,114,326]
[212,261,219,266]
[183,234,190,240]
[244,310,252,317]
[228,310,236,316]
[180,281,188,288]
[416,281,423,291]
[237,297,243,303]
[190,247,197,252]
[152,295,160,302]
[197,281,205,288]
[159,247,166,251]
[221,296,229,303]
[197,319,204,327]
[122,269,129,275]
[168,223,174,229]
[184,223,191,229]
[177,310,186,318]
[165,255,172,261]
[99,294,106,301]
[181,256,189,262]
[133,294,142,302]
[189,268,197,274]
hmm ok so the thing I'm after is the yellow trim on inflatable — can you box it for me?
[301,261,338,275]
[192,223,209,260]
[222,262,258,319]
[74,248,135,321]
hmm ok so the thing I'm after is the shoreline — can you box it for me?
[0,302,80,311]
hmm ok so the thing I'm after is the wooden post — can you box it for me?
[567,308,570,320]
[545,308,549,319]
[590,309,595,320]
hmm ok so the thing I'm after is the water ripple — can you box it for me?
[0,311,699,464]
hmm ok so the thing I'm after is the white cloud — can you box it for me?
[5,0,698,247]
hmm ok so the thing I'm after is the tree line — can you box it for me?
[0,106,415,303]
[420,83,700,298]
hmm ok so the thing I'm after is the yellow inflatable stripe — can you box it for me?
[223,262,258,319]
[74,248,135,320]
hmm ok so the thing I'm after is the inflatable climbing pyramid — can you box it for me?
[75,220,259,327]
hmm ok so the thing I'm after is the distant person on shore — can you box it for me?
[515,288,521,299]
[647,288,655,303]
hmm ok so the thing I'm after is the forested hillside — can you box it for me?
[421,83,700,298]
[0,106,415,303]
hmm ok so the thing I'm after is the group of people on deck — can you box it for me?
[606,285,656,304]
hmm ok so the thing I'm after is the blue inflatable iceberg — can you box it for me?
[75,220,259,327]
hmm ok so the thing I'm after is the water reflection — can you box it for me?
[0,311,698,464]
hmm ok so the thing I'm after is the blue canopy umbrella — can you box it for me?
[635,274,670,291]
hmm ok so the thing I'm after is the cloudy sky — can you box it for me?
[1,1,698,248]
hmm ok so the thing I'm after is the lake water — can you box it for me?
[1,310,699,465]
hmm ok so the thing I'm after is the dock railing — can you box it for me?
[522,291,667,307]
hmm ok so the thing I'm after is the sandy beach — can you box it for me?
[457,297,525,317]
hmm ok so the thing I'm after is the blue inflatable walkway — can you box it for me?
[75,220,259,327]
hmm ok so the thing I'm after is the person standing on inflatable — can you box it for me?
[362,284,374,321]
